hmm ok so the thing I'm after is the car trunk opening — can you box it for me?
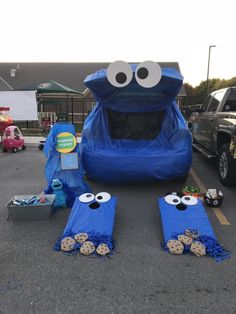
[106,109,165,140]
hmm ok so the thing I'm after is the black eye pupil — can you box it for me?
[137,67,149,79]
[173,199,179,203]
[116,72,127,84]
[97,196,103,200]
[86,194,92,198]
[185,197,190,201]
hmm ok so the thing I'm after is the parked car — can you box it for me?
[2,126,26,153]
[189,87,236,186]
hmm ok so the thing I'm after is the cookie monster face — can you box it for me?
[52,179,63,191]
[164,192,198,211]
[81,61,192,183]
[78,192,112,209]
[62,192,116,240]
[84,61,183,141]
[159,192,216,247]
[55,191,117,256]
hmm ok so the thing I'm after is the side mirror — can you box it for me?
[196,106,204,113]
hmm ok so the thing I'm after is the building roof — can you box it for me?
[0,62,186,95]
[22,79,82,95]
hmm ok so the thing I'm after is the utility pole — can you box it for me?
[206,45,216,95]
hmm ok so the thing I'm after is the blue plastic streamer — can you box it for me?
[164,229,230,262]
[198,235,230,263]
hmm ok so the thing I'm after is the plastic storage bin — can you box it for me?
[6,194,55,222]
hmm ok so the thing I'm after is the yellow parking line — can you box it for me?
[212,208,231,225]
[190,168,230,225]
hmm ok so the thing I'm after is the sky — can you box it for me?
[0,0,235,87]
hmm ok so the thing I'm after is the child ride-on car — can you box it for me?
[2,126,26,153]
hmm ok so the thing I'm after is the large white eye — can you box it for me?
[79,193,95,203]
[135,61,162,88]
[164,194,181,205]
[181,195,198,206]
[95,192,111,203]
[107,61,133,88]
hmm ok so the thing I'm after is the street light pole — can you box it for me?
[206,45,216,95]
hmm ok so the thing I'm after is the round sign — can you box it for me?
[56,132,76,153]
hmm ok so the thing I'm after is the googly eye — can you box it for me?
[79,193,95,203]
[95,192,111,203]
[107,61,133,88]
[164,194,181,205]
[181,195,198,206]
[135,61,162,88]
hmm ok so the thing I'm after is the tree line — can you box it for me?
[182,77,236,107]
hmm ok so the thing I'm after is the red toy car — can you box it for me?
[2,126,26,153]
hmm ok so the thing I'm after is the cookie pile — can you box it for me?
[167,229,206,257]
[60,232,111,256]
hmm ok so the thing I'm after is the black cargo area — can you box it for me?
[106,109,165,140]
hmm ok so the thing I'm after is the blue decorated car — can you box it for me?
[80,61,192,183]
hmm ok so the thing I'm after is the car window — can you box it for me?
[223,90,236,112]
[207,91,224,112]
[14,128,20,135]
[223,100,236,112]
[202,95,212,111]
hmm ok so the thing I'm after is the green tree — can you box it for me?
[184,77,236,106]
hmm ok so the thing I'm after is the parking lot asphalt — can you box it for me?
[0,147,236,314]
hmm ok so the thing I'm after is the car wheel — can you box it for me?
[22,145,26,150]
[38,144,44,150]
[12,148,17,153]
[218,144,236,186]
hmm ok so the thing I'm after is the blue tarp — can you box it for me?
[159,197,216,246]
[158,195,230,262]
[43,123,91,204]
[55,193,117,253]
[80,64,192,183]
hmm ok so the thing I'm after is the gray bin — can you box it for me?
[6,194,56,222]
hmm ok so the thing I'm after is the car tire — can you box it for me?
[22,145,26,150]
[38,143,44,150]
[218,144,236,186]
